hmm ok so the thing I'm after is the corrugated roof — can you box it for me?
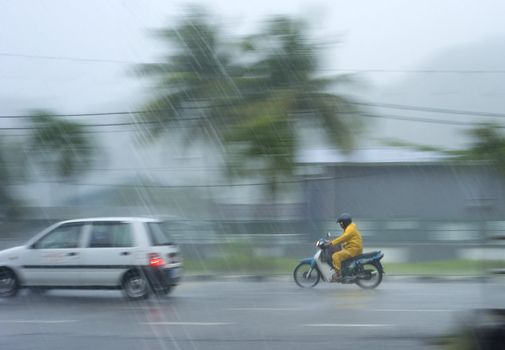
[297,148,448,164]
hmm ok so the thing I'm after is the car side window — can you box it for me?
[32,223,84,249]
[89,222,133,248]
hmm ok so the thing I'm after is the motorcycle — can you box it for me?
[293,234,385,289]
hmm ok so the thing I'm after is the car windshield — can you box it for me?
[146,222,174,246]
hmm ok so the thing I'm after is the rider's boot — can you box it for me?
[330,269,342,282]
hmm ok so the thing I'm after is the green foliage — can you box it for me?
[383,123,505,177]
[224,98,296,196]
[137,7,241,142]
[183,257,502,276]
[138,9,362,199]
[224,16,360,193]
[183,242,297,274]
[439,335,474,350]
[380,138,446,153]
[383,259,504,276]
[234,16,360,151]
[0,142,14,205]
[0,140,29,214]
[29,110,94,178]
[461,123,505,173]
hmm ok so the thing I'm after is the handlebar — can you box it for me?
[316,239,332,248]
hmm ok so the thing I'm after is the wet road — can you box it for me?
[1,277,504,350]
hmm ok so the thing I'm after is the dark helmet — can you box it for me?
[337,213,352,228]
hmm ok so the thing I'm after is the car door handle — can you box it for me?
[67,252,78,256]
[120,252,131,256]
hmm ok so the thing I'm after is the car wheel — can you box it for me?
[158,285,173,296]
[0,268,19,298]
[122,271,150,300]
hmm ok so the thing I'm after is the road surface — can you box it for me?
[1,277,504,350]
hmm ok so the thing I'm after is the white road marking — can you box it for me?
[304,323,392,328]
[229,307,302,311]
[141,322,233,326]
[0,320,77,324]
[372,309,453,313]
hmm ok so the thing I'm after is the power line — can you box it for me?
[359,113,475,127]
[0,117,204,131]
[0,52,144,64]
[0,103,234,119]
[2,52,505,75]
[354,101,505,118]
[329,69,505,74]
[17,180,297,189]
[1,99,504,133]
[0,98,504,120]
[0,112,499,133]
[0,108,169,119]
[22,172,381,189]
[0,129,140,137]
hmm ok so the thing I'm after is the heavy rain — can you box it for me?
[0,1,504,349]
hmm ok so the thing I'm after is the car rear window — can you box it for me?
[146,222,175,246]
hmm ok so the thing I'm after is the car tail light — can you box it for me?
[148,253,165,267]
[167,252,178,264]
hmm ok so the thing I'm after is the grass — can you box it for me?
[182,254,504,277]
[180,241,504,276]
[182,256,297,275]
[382,260,501,276]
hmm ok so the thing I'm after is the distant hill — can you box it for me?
[358,37,505,150]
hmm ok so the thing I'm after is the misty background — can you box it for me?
[1,0,505,271]
[2,2,505,349]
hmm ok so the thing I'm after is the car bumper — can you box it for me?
[143,266,181,292]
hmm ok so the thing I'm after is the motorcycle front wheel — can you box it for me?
[293,262,320,288]
[355,263,383,289]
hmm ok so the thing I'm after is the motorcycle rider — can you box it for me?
[329,213,363,281]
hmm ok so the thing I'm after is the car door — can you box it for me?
[21,222,86,286]
[82,221,136,286]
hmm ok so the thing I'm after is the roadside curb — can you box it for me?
[182,274,488,283]
[411,275,490,283]
[183,274,278,282]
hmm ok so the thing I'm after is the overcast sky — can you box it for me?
[3,0,505,205]
[1,0,505,115]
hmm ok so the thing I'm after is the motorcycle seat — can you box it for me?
[342,251,383,269]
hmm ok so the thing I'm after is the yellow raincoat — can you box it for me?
[331,223,363,272]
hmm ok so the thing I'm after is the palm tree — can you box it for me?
[137,7,241,142]
[456,123,505,174]
[224,99,296,198]
[388,123,505,172]
[224,16,362,200]
[136,7,249,217]
[137,11,362,210]
[0,142,16,213]
[29,110,94,178]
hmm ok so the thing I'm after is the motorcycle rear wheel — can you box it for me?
[294,262,320,288]
[355,263,383,289]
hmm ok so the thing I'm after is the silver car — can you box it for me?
[0,217,182,299]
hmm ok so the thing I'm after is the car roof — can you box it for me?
[58,217,162,225]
